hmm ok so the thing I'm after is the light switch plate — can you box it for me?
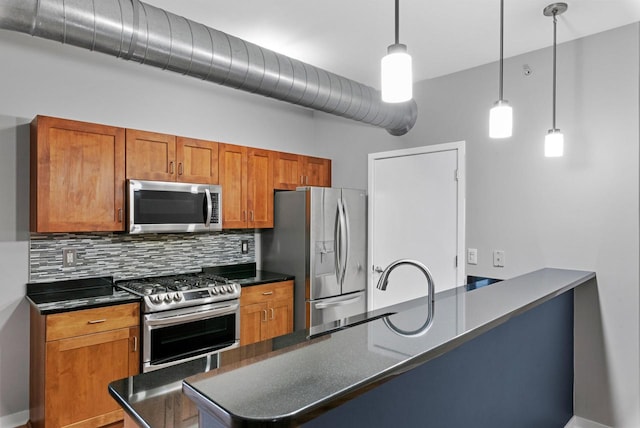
[63,248,77,267]
[467,248,478,265]
[493,250,505,267]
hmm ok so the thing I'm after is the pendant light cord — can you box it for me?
[552,11,557,130]
[395,0,400,45]
[498,0,504,101]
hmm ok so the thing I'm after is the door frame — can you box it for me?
[367,141,466,310]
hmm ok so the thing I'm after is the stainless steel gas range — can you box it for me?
[116,271,241,373]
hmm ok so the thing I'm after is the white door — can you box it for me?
[368,142,465,310]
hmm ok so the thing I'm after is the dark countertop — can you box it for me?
[203,262,294,286]
[26,276,141,315]
[109,268,595,428]
[25,263,293,315]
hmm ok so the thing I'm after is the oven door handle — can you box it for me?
[145,303,238,327]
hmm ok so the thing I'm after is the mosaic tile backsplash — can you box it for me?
[29,231,255,282]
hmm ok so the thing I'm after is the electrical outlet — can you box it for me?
[62,248,77,267]
[493,250,505,267]
[241,240,249,254]
[467,248,478,265]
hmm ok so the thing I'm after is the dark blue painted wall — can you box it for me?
[304,291,574,428]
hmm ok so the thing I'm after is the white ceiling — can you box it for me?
[143,0,640,88]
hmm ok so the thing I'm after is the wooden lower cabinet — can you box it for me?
[240,281,293,346]
[30,303,140,428]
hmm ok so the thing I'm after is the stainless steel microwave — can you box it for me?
[127,180,222,234]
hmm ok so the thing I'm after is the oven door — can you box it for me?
[143,301,239,372]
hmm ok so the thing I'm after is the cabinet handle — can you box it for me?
[169,161,175,174]
[270,307,275,320]
[304,175,309,185]
[262,309,268,322]
[132,336,138,352]
[250,211,254,222]
[178,162,183,175]
[87,319,106,324]
[262,291,274,296]
[117,208,123,223]
[242,211,247,221]
[300,175,304,184]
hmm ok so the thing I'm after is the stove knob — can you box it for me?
[163,293,173,303]
[226,285,233,293]
[210,287,219,295]
[151,295,161,304]
[173,292,182,301]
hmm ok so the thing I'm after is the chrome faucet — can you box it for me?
[376,259,435,337]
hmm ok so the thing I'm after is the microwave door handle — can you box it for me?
[145,303,238,327]
[204,188,213,227]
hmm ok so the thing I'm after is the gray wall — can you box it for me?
[0,29,327,424]
[0,21,638,427]
[316,23,639,428]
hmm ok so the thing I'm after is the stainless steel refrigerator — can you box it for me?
[261,187,367,331]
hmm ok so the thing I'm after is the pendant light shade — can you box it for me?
[381,0,412,103]
[545,129,564,157]
[490,100,513,139]
[490,0,513,139]
[543,3,567,157]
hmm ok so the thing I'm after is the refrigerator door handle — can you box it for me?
[335,197,349,286]
[314,294,363,309]
[341,197,350,286]
[334,199,344,286]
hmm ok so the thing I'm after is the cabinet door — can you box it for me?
[266,297,294,340]
[126,129,177,181]
[240,302,267,346]
[273,152,303,190]
[303,156,332,187]
[176,137,219,184]
[45,328,139,428]
[219,143,248,228]
[30,116,126,232]
[247,148,274,228]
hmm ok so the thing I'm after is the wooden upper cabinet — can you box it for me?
[303,156,332,187]
[126,130,219,184]
[219,144,274,229]
[219,143,247,229]
[125,129,176,181]
[177,137,219,184]
[273,152,331,190]
[30,115,126,233]
[247,148,274,228]
[273,151,303,190]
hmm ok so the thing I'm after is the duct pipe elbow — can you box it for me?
[386,100,418,136]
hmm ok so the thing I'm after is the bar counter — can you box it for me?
[110,268,595,428]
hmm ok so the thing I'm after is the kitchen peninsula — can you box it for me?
[110,268,595,428]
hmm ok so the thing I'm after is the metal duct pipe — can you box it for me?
[0,0,417,135]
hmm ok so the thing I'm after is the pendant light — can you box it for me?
[381,0,412,103]
[489,0,513,139]
[543,3,567,157]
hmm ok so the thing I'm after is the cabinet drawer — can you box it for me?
[240,281,293,306]
[46,303,139,341]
